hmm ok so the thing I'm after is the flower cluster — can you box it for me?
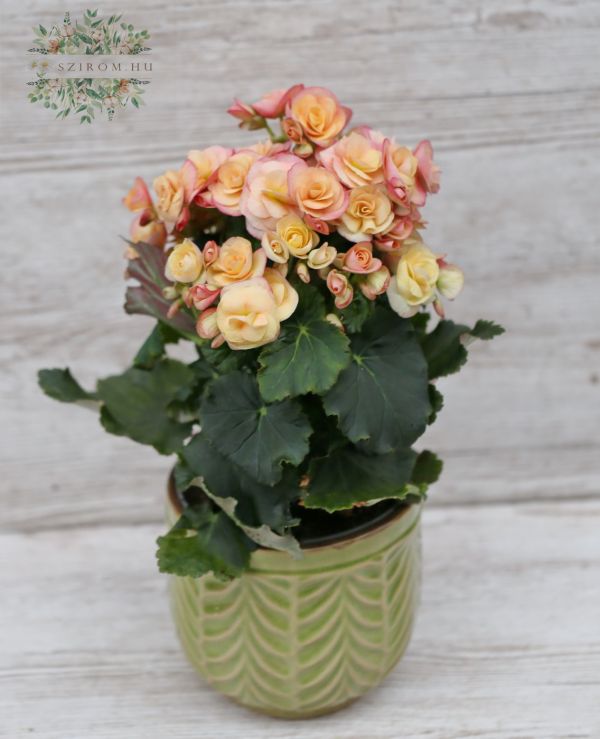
[123,84,463,350]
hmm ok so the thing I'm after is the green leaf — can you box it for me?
[257,284,350,401]
[411,450,443,486]
[323,308,430,453]
[156,503,255,580]
[179,434,300,533]
[421,320,469,379]
[97,359,195,454]
[199,372,311,484]
[38,368,98,404]
[189,474,301,558]
[305,445,418,511]
[470,319,505,341]
[124,241,197,339]
[133,323,180,369]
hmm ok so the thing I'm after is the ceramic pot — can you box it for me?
[166,482,422,719]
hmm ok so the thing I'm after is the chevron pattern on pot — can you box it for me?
[167,501,422,719]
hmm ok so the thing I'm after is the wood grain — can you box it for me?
[2,501,599,738]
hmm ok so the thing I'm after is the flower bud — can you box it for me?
[436,263,464,300]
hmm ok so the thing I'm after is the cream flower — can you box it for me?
[386,242,440,318]
[286,86,351,147]
[307,243,336,269]
[165,239,204,283]
[275,214,319,257]
[216,278,281,350]
[437,263,464,300]
[360,265,391,300]
[288,165,348,221]
[239,153,302,237]
[338,185,394,242]
[208,149,259,216]
[263,268,299,320]
[261,232,289,264]
[206,236,266,288]
[319,129,384,188]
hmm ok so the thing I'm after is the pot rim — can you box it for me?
[167,472,420,572]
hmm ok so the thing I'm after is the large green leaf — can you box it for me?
[323,308,430,453]
[124,240,197,339]
[199,372,312,484]
[97,358,196,454]
[38,367,98,405]
[257,284,350,401]
[156,503,255,580]
[179,434,300,534]
[304,444,418,511]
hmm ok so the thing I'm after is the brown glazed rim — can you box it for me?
[167,471,413,551]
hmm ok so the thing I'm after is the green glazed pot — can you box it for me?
[166,487,422,719]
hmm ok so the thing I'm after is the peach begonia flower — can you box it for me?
[216,277,282,350]
[181,146,232,205]
[123,177,153,212]
[203,240,219,267]
[129,209,167,248]
[374,212,417,251]
[226,99,264,130]
[341,241,383,274]
[153,169,189,231]
[206,236,266,288]
[338,185,394,242]
[382,140,421,207]
[286,86,352,147]
[318,129,384,188]
[249,139,291,157]
[239,153,302,237]
[326,269,354,309]
[386,241,440,318]
[186,283,220,311]
[288,164,348,221]
[165,239,204,284]
[208,149,259,217]
[252,84,304,118]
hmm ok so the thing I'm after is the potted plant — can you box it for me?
[39,84,503,719]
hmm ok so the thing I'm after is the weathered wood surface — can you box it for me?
[2,501,599,738]
[2,1,600,524]
[1,0,600,736]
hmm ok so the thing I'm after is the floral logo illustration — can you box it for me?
[27,10,151,123]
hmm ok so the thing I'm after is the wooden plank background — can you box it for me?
[1,1,599,737]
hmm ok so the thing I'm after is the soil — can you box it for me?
[176,481,407,549]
